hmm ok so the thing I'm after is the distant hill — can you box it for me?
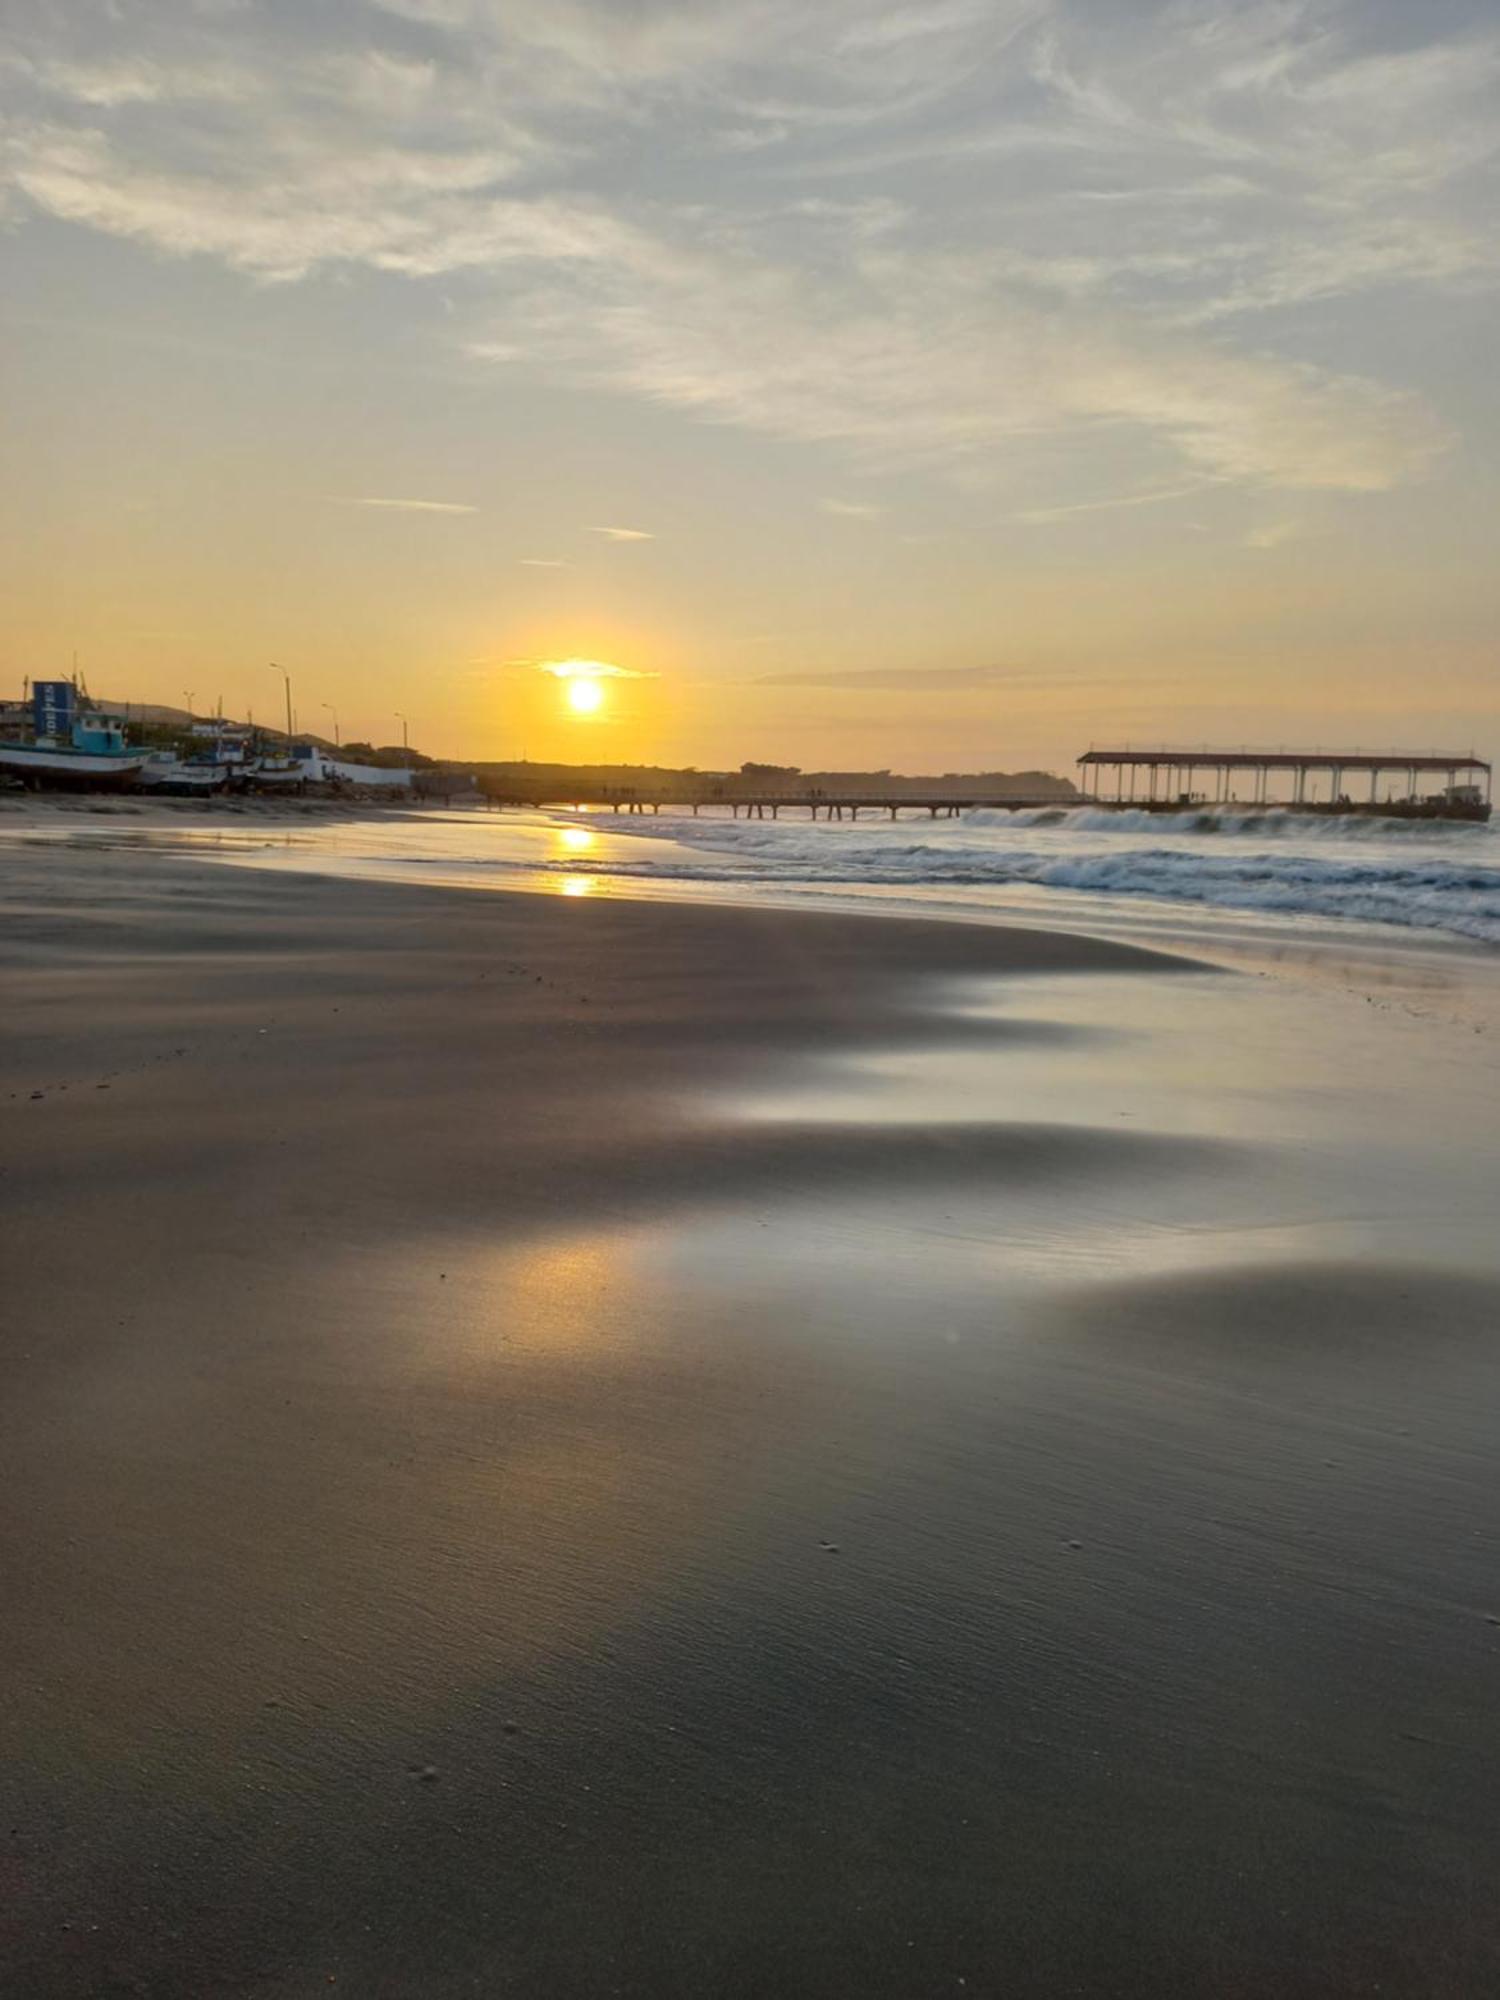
[96,699,348,753]
[98,698,198,729]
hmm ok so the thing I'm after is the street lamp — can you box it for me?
[183,690,195,721]
[269,663,293,749]
[323,703,340,749]
[395,711,410,766]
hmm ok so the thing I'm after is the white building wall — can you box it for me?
[325,758,414,789]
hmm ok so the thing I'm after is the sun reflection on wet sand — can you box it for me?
[477,1231,632,1359]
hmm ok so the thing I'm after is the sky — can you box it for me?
[1,0,1496,771]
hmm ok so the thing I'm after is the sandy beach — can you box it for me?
[5,831,1500,1997]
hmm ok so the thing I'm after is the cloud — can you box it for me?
[756,663,1033,691]
[1014,482,1215,525]
[2,0,1493,502]
[820,498,882,518]
[519,556,566,566]
[588,525,655,541]
[340,496,478,513]
[525,235,1439,490]
[539,659,654,679]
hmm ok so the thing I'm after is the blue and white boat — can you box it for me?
[0,685,149,788]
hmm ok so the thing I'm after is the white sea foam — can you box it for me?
[967,804,1488,841]
[558,804,1500,946]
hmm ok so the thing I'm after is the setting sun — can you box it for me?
[566,676,604,715]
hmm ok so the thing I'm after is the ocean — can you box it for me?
[89,799,1499,957]
[590,803,1500,948]
[13,796,1500,993]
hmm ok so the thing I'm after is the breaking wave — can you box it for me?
[964,804,1488,840]
[565,806,1500,946]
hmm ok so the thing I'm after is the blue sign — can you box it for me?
[33,680,76,737]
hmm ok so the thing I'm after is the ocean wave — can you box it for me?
[963,804,1489,839]
[557,811,1500,946]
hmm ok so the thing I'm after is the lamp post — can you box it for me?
[269,663,293,748]
[395,711,410,766]
[323,703,340,749]
[183,689,195,721]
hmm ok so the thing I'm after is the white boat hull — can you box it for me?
[0,743,150,788]
[244,764,307,789]
[136,763,229,794]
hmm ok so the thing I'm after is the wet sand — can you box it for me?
[4,838,1500,1997]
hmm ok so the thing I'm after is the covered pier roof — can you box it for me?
[1079,747,1489,774]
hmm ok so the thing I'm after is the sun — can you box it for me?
[566,676,605,715]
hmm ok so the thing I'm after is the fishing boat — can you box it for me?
[0,713,149,789]
[135,751,229,796]
[242,756,308,792]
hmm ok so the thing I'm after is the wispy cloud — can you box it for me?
[523,237,1439,491]
[820,497,882,518]
[340,496,478,514]
[588,525,655,541]
[519,556,566,566]
[1014,482,1214,525]
[3,0,1494,509]
[539,659,654,679]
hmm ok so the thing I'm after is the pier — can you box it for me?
[1078,747,1492,820]
[481,784,1064,820]
[477,751,1494,825]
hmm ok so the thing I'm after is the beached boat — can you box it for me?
[135,753,229,796]
[0,715,150,789]
[242,756,307,791]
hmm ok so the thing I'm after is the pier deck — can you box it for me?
[481,787,1064,820]
[1079,747,1491,817]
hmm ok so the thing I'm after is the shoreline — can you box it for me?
[5,838,1500,1995]
[6,793,1499,1032]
